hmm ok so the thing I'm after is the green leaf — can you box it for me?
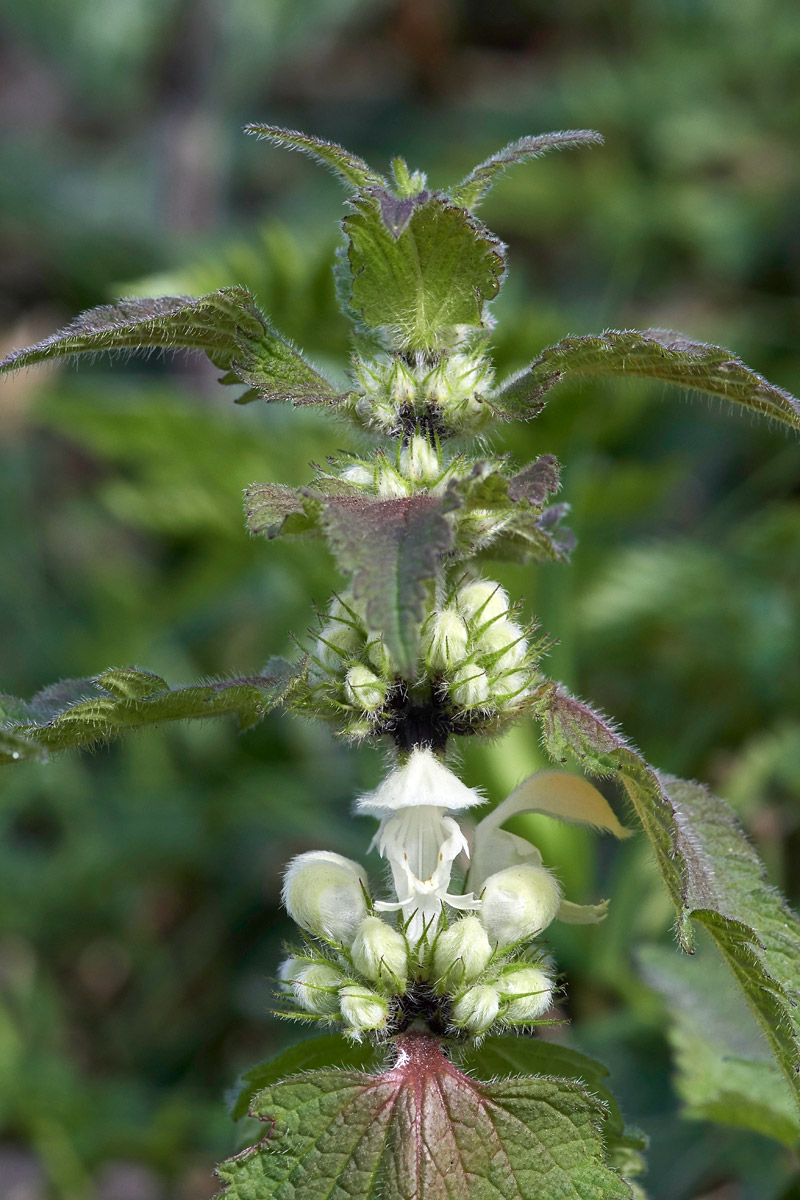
[537,682,800,1111]
[1,664,296,760]
[244,124,387,192]
[0,729,44,765]
[459,1037,647,1184]
[231,1035,382,1121]
[343,194,505,351]
[244,483,316,539]
[493,328,800,432]
[319,497,453,675]
[639,942,800,1149]
[217,1030,632,1200]
[0,288,343,406]
[451,131,604,210]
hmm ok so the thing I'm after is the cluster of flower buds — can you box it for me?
[346,348,494,437]
[336,437,465,498]
[421,579,537,712]
[277,750,626,1041]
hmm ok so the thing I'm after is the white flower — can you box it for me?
[467,769,630,931]
[449,663,490,707]
[422,608,469,672]
[456,580,509,624]
[357,749,484,943]
[479,863,562,945]
[282,850,369,945]
[281,960,345,1014]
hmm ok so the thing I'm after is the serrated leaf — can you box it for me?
[493,328,800,432]
[459,1037,647,1182]
[451,131,604,210]
[1,664,296,760]
[343,194,505,351]
[245,124,387,192]
[217,1030,631,1200]
[639,942,800,1148]
[231,1035,382,1121]
[319,496,453,675]
[244,483,313,538]
[0,288,343,407]
[536,682,800,1110]
[0,729,44,765]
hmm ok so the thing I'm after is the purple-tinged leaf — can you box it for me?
[244,124,386,192]
[493,328,800,432]
[451,131,604,210]
[320,496,453,675]
[217,1031,631,1200]
[507,454,562,505]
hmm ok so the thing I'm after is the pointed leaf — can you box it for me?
[217,1031,631,1200]
[459,1037,647,1182]
[0,288,343,406]
[0,729,44,765]
[451,131,604,210]
[244,484,314,538]
[1,664,296,760]
[231,1035,382,1121]
[493,328,800,432]
[245,124,386,191]
[319,496,453,675]
[640,943,800,1149]
[537,682,800,1110]
[343,194,505,351]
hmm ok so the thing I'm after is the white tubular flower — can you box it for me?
[351,917,408,990]
[357,748,484,944]
[456,580,509,624]
[499,965,554,1022]
[423,608,469,672]
[451,983,500,1035]
[433,915,492,991]
[283,961,345,1014]
[344,664,386,712]
[479,863,562,946]
[468,770,631,898]
[282,851,369,945]
[339,983,389,1036]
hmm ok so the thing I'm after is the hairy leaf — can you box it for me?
[459,1038,647,1182]
[451,131,604,210]
[639,943,800,1148]
[231,1035,382,1121]
[0,729,44,765]
[493,328,800,432]
[0,288,343,406]
[537,682,800,1109]
[245,124,386,191]
[1,664,295,760]
[343,194,505,351]
[217,1031,631,1200]
[244,483,316,539]
[320,496,453,675]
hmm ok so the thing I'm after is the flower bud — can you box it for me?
[340,462,373,487]
[451,983,500,1035]
[351,917,407,989]
[479,864,562,946]
[282,851,369,944]
[423,608,469,672]
[400,435,440,483]
[433,915,492,991]
[344,665,387,712]
[315,619,363,669]
[366,635,394,674]
[456,580,509,624]
[488,668,531,701]
[390,358,417,405]
[282,960,345,1014]
[449,663,490,708]
[339,983,389,1033]
[476,619,527,667]
[498,965,554,1023]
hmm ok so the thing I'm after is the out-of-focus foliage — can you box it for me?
[2,1,800,1197]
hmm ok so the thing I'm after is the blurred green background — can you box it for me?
[1,1,799,1196]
